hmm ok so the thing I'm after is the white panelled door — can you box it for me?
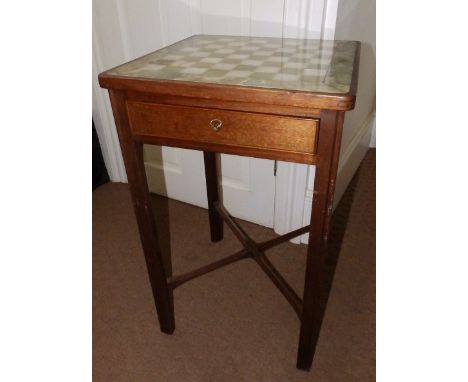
[145,149,275,227]
[93,0,338,231]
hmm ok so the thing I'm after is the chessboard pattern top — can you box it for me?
[105,35,359,95]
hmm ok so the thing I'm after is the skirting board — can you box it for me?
[299,111,375,244]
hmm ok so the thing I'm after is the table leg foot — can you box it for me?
[296,319,319,371]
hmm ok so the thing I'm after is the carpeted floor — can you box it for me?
[93,149,375,382]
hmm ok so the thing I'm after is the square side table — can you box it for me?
[99,35,360,371]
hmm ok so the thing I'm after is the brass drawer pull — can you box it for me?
[210,119,223,132]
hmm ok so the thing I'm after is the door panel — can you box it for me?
[144,147,207,209]
[144,147,275,227]
[220,154,275,227]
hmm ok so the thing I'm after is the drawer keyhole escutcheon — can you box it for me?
[210,119,223,132]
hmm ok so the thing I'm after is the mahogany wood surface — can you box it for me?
[127,101,318,164]
[108,90,175,334]
[297,110,344,370]
[101,36,360,372]
[133,134,319,165]
[125,90,322,119]
[99,74,357,112]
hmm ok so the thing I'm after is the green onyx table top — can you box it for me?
[105,35,359,95]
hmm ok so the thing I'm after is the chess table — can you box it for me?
[99,35,360,371]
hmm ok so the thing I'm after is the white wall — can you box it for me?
[335,0,376,150]
[332,0,376,204]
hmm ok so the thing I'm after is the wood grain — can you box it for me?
[99,74,357,111]
[125,90,322,119]
[127,101,319,163]
[296,110,344,370]
[107,90,175,334]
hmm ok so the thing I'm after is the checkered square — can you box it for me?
[108,35,358,94]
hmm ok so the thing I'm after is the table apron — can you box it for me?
[127,101,320,165]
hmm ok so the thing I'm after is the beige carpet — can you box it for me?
[93,149,375,381]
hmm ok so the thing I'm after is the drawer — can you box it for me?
[127,101,319,160]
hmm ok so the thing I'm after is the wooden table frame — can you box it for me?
[99,41,360,371]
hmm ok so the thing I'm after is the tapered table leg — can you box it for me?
[297,110,344,370]
[203,151,223,242]
[109,90,175,334]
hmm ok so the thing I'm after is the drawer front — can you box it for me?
[127,101,318,158]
